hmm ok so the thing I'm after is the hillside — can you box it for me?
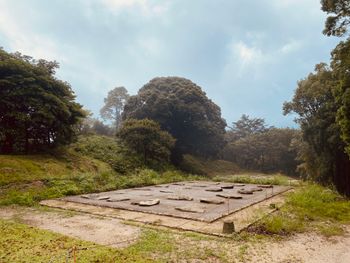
[0,136,202,206]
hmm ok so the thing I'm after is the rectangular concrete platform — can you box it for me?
[61,181,290,223]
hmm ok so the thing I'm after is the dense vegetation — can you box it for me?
[282,0,350,196]
[0,49,85,154]
[122,77,227,162]
[224,115,299,175]
[117,119,175,165]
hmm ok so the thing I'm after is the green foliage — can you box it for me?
[0,219,154,262]
[286,184,350,222]
[321,0,350,36]
[100,86,129,130]
[78,116,115,136]
[0,48,85,153]
[331,39,350,157]
[224,123,300,175]
[0,151,111,186]
[227,114,271,141]
[0,151,199,206]
[254,184,350,236]
[117,119,175,165]
[122,77,227,161]
[179,154,239,176]
[283,63,350,195]
[72,135,143,174]
[212,173,293,186]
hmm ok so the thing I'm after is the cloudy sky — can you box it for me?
[0,0,340,127]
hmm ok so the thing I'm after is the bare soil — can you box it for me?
[0,206,140,248]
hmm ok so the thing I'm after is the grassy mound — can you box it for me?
[71,135,143,174]
[0,150,112,186]
[0,143,200,206]
[179,154,240,175]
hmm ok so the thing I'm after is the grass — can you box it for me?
[179,154,240,175]
[0,219,150,263]
[0,151,112,186]
[0,136,203,206]
[0,219,236,263]
[0,168,201,206]
[252,184,350,236]
[71,135,144,174]
[212,173,298,186]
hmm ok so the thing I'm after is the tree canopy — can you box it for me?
[226,114,271,142]
[100,86,129,130]
[117,118,175,164]
[122,77,227,161]
[284,59,350,195]
[224,115,299,175]
[321,0,350,36]
[0,48,85,153]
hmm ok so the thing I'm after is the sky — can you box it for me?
[0,0,341,127]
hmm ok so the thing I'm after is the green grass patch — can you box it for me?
[253,184,350,236]
[71,135,144,174]
[0,168,201,206]
[0,219,231,263]
[0,151,112,186]
[0,219,151,263]
[212,173,297,186]
[179,154,240,175]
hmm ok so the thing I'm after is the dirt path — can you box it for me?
[247,227,350,263]
[0,206,349,262]
[0,206,140,248]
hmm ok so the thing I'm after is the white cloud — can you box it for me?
[279,40,303,54]
[220,40,265,84]
[101,0,169,16]
[0,1,65,62]
[233,41,263,67]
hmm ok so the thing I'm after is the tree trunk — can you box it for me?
[335,150,350,197]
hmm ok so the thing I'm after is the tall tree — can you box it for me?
[100,87,129,130]
[226,114,271,142]
[122,77,227,162]
[0,48,85,153]
[283,63,350,194]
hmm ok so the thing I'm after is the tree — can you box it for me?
[0,48,85,153]
[79,117,115,136]
[223,125,299,175]
[226,114,271,142]
[100,87,129,130]
[122,77,227,162]
[283,63,350,194]
[321,0,350,36]
[117,119,175,164]
[331,39,350,157]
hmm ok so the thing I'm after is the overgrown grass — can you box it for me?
[0,219,151,263]
[252,184,350,236]
[71,135,144,174]
[212,173,298,186]
[0,219,230,263]
[0,169,201,206]
[0,151,112,186]
[179,154,240,175]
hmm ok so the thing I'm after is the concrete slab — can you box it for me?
[61,181,290,222]
[40,189,289,236]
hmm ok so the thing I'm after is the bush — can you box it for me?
[117,119,175,165]
[72,135,143,174]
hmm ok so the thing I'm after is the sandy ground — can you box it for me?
[0,207,349,262]
[0,207,140,248]
[247,227,350,263]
